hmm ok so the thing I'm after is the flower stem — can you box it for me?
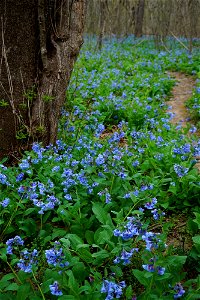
[7,261,22,284]
[32,271,45,300]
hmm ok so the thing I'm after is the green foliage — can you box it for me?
[0,99,9,107]
[0,36,200,299]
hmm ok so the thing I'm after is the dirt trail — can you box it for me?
[167,71,200,171]
[167,71,195,126]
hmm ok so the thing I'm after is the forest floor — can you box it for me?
[167,71,200,171]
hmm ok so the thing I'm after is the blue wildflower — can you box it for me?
[49,281,63,296]
[6,236,24,254]
[95,154,105,166]
[19,159,30,170]
[144,197,157,209]
[101,280,126,299]
[142,232,161,251]
[0,173,9,185]
[174,164,189,177]
[45,244,69,268]
[114,248,139,265]
[173,283,185,299]
[17,249,38,273]
[0,198,10,208]
[16,173,24,182]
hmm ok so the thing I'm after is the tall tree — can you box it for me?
[0,0,86,160]
[97,0,107,49]
[134,0,145,37]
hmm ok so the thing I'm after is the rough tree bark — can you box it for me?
[134,0,145,37]
[0,0,86,160]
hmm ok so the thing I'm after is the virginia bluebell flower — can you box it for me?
[17,249,38,273]
[142,264,165,275]
[101,280,126,299]
[95,154,105,166]
[0,173,10,185]
[142,232,161,251]
[16,173,24,182]
[151,209,165,220]
[6,236,24,254]
[114,248,139,265]
[45,244,69,268]
[173,283,185,298]
[0,198,10,207]
[174,164,189,177]
[49,281,63,296]
[144,197,157,209]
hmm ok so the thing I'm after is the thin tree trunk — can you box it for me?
[97,0,106,50]
[135,0,145,37]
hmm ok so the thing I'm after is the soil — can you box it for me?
[167,71,200,171]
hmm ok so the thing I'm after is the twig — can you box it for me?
[170,31,189,50]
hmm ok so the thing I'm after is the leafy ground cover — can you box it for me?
[0,36,200,299]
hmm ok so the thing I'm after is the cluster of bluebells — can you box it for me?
[17,249,38,273]
[101,280,126,300]
[98,188,112,203]
[142,231,162,251]
[143,263,165,275]
[113,248,139,265]
[45,242,69,269]
[142,197,165,220]
[6,236,38,273]
[19,180,60,214]
[6,236,24,254]
[0,172,10,186]
[174,164,189,178]
[113,216,143,240]
[142,257,165,275]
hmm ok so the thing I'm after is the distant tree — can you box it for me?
[134,0,145,37]
[0,0,86,160]
[97,0,107,49]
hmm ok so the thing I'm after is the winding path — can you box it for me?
[167,71,200,171]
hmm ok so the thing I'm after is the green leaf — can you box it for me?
[52,229,67,239]
[5,282,19,291]
[92,250,110,265]
[193,235,200,245]
[0,274,15,282]
[193,213,200,229]
[85,230,94,244]
[132,269,149,286]
[0,247,8,262]
[77,248,93,263]
[66,270,79,296]
[126,285,133,299]
[16,283,31,300]
[72,262,88,282]
[23,208,36,216]
[59,296,76,300]
[92,202,108,225]
[67,234,84,250]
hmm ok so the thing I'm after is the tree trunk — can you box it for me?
[0,0,86,160]
[97,0,106,50]
[134,0,145,37]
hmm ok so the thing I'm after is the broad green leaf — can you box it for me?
[132,269,149,286]
[193,235,200,245]
[5,282,19,291]
[92,202,108,225]
[16,283,31,300]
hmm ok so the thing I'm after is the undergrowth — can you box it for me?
[0,36,200,299]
